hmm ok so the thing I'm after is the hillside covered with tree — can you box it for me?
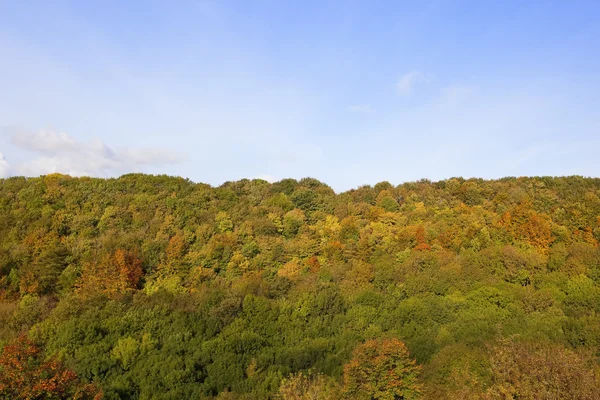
[1,174,599,399]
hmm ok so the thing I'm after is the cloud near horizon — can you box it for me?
[3,128,186,178]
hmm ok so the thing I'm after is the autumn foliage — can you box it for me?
[0,175,599,398]
[75,249,143,296]
[278,371,336,400]
[0,335,102,399]
[343,338,423,399]
[484,339,600,400]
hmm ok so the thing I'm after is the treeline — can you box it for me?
[0,174,599,399]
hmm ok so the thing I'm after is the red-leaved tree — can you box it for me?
[0,335,103,399]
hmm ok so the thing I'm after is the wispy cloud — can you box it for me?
[119,147,184,165]
[349,104,374,114]
[0,153,9,178]
[438,84,475,107]
[4,127,186,177]
[397,71,429,95]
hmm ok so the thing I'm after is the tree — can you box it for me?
[113,249,144,292]
[278,371,338,400]
[76,249,143,296]
[414,226,431,251]
[0,335,102,399]
[216,212,234,233]
[484,338,600,400]
[343,338,422,400]
[283,209,306,238]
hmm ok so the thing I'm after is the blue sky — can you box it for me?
[1,0,599,192]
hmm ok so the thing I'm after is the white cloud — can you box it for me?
[15,155,115,177]
[397,71,429,95]
[11,129,78,153]
[0,153,10,177]
[5,128,185,178]
[349,104,374,113]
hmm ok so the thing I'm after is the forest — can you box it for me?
[0,174,599,399]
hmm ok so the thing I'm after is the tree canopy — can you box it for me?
[0,174,599,398]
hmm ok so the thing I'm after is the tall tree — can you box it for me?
[343,338,423,400]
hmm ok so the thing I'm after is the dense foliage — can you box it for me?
[0,335,102,399]
[1,174,599,399]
